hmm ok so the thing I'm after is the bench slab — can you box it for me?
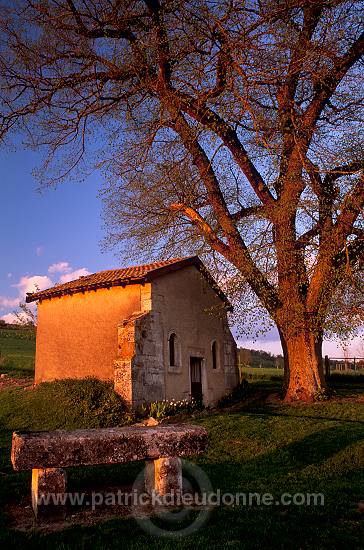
[11,425,207,470]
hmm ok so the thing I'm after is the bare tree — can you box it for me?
[0,1,363,401]
[13,302,37,328]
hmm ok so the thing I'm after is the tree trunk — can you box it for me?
[280,330,326,402]
[277,327,289,394]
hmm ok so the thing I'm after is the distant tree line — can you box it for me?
[0,320,36,340]
[238,348,284,370]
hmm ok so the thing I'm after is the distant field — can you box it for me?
[0,332,35,378]
[240,366,284,380]
[240,365,364,381]
[0,336,361,383]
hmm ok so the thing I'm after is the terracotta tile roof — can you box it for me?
[26,256,231,309]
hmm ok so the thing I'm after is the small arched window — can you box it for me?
[212,340,218,370]
[169,333,177,366]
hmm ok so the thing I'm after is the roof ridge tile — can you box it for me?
[26,257,195,302]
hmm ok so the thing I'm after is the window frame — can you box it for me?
[168,332,177,367]
[211,340,219,370]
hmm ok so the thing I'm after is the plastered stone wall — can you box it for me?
[150,266,238,406]
[35,285,141,384]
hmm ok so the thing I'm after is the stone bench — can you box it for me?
[11,424,208,520]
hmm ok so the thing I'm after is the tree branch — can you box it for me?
[198,30,230,102]
[170,203,230,256]
[323,160,364,187]
[144,0,171,85]
[334,171,364,245]
[334,235,364,270]
[277,4,324,167]
[231,205,265,221]
[167,112,279,313]
[304,157,323,198]
[65,0,137,41]
[297,224,321,248]
[170,89,276,208]
[307,172,364,311]
[303,30,364,135]
[142,2,274,208]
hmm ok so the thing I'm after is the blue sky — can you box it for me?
[0,145,361,357]
[0,146,118,317]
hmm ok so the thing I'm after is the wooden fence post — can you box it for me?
[324,355,330,380]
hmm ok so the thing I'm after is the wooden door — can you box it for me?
[190,357,203,401]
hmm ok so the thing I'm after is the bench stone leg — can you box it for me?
[145,457,182,496]
[31,468,67,520]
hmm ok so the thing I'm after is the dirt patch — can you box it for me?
[264,392,282,404]
[5,485,135,532]
[5,482,199,533]
[0,375,33,391]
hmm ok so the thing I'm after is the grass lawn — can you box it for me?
[0,335,363,548]
[239,366,285,380]
[0,333,35,378]
[0,376,363,549]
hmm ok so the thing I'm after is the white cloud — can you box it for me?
[0,263,90,320]
[238,335,364,359]
[1,312,22,324]
[12,275,53,298]
[7,273,12,278]
[0,275,52,313]
[48,262,72,275]
[0,296,20,310]
[36,246,44,257]
[59,268,90,284]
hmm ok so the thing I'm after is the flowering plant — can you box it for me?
[140,397,203,420]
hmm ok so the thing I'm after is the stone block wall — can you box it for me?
[114,310,165,408]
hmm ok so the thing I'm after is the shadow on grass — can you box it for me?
[239,408,364,424]
[218,422,363,480]
[0,389,363,549]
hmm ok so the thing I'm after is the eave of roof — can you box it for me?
[26,255,232,310]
